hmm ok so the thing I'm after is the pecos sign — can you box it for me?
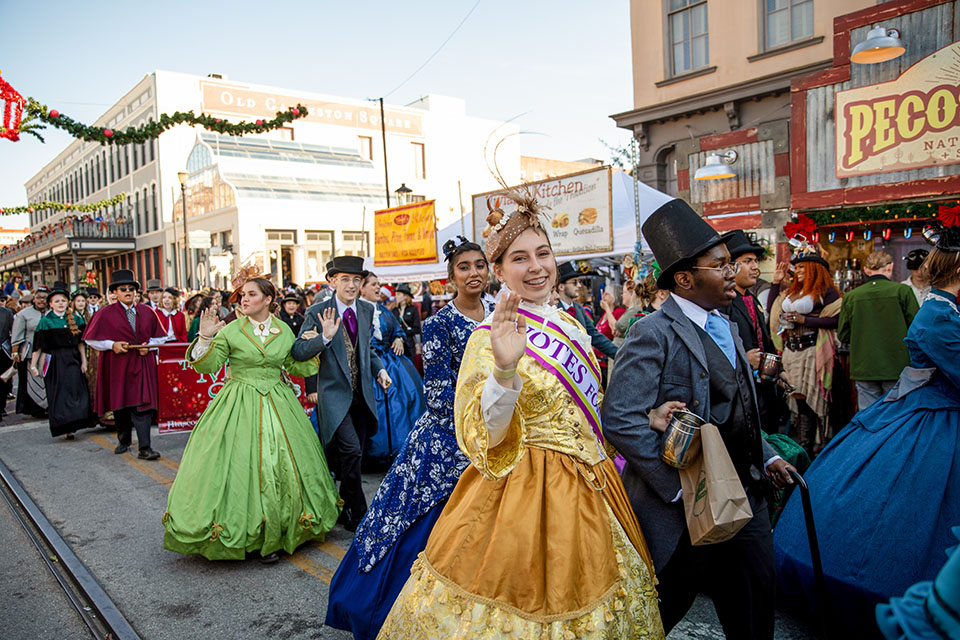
[836,41,960,178]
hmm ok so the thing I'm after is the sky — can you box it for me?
[0,0,634,228]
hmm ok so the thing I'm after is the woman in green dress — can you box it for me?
[163,277,341,563]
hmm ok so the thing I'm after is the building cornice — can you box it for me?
[611,59,833,129]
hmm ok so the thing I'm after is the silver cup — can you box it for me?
[660,409,705,469]
[759,352,783,382]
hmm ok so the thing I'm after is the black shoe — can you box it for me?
[114,444,129,454]
[138,448,160,460]
[259,553,280,565]
[64,433,75,440]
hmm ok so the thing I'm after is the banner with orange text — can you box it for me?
[374,201,438,266]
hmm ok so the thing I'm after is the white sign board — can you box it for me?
[188,231,212,249]
[472,167,613,257]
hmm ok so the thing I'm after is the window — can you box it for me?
[341,231,369,257]
[305,231,334,281]
[266,230,297,243]
[219,230,232,250]
[358,136,373,160]
[765,0,812,49]
[409,194,426,203]
[142,188,149,232]
[151,184,158,231]
[412,142,426,179]
[668,0,709,76]
[148,136,155,163]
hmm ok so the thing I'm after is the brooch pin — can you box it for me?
[269,327,280,334]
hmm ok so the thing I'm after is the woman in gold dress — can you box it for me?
[377,194,666,639]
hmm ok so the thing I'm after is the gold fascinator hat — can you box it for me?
[228,265,264,304]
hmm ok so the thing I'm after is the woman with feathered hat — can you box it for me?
[376,192,665,639]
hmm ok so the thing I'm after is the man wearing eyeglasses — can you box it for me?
[83,270,167,460]
[292,255,390,531]
[602,200,795,640]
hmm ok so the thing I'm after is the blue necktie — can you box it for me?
[705,313,737,370]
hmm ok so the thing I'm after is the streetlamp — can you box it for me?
[395,183,412,207]
[177,171,190,289]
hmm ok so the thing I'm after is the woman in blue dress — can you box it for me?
[325,237,493,640]
[773,227,960,637]
[360,272,425,462]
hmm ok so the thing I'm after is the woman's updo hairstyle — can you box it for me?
[443,235,486,280]
[247,277,279,314]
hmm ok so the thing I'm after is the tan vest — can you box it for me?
[343,331,360,391]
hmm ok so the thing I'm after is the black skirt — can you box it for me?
[35,328,91,436]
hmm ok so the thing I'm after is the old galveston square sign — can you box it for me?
[836,41,960,178]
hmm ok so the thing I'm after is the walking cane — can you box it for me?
[786,468,832,640]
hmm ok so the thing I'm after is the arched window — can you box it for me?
[142,187,149,232]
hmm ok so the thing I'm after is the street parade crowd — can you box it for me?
[1,192,958,640]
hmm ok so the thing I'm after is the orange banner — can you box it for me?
[200,81,423,136]
[374,201,438,266]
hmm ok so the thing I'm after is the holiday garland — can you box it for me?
[25,98,308,145]
[0,193,126,216]
[804,199,950,227]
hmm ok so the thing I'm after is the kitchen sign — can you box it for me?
[836,41,960,178]
[472,167,613,257]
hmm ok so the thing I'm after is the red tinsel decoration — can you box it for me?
[784,213,818,241]
[937,203,960,227]
[0,73,26,141]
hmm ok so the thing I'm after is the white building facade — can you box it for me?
[16,70,519,289]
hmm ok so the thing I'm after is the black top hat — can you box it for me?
[145,279,163,291]
[48,281,71,300]
[325,255,367,277]
[791,253,830,270]
[86,287,102,298]
[641,199,726,289]
[557,262,598,283]
[108,269,140,292]
[904,249,929,270]
[395,284,413,297]
[722,230,766,261]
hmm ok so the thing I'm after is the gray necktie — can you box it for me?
[126,306,137,334]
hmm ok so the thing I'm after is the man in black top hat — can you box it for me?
[602,199,796,639]
[722,231,785,432]
[83,270,166,460]
[145,279,163,310]
[86,288,102,314]
[292,255,389,530]
[392,283,421,360]
[556,262,618,359]
[279,292,305,335]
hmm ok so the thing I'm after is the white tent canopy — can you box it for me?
[367,169,674,282]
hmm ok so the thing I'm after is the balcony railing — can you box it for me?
[0,217,135,264]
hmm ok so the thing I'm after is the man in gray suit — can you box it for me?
[292,255,391,530]
[602,200,796,639]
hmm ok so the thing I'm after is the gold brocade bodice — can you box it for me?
[454,312,606,480]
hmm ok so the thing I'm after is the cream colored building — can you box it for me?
[17,71,520,290]
[612,0,873,216]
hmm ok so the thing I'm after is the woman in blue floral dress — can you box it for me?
[360,272,425,462]
[326,237,493,640]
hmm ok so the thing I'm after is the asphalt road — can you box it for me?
[0,407,817,640]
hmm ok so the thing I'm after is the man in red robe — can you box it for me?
[83,269,167,460]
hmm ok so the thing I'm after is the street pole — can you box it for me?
[379,97,390,208]
[179,182,190,290]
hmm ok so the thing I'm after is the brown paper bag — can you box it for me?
[678,423,753,546]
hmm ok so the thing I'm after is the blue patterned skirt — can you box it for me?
[325,500,446,640]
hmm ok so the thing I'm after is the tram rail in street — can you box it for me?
[0,457,141,640]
